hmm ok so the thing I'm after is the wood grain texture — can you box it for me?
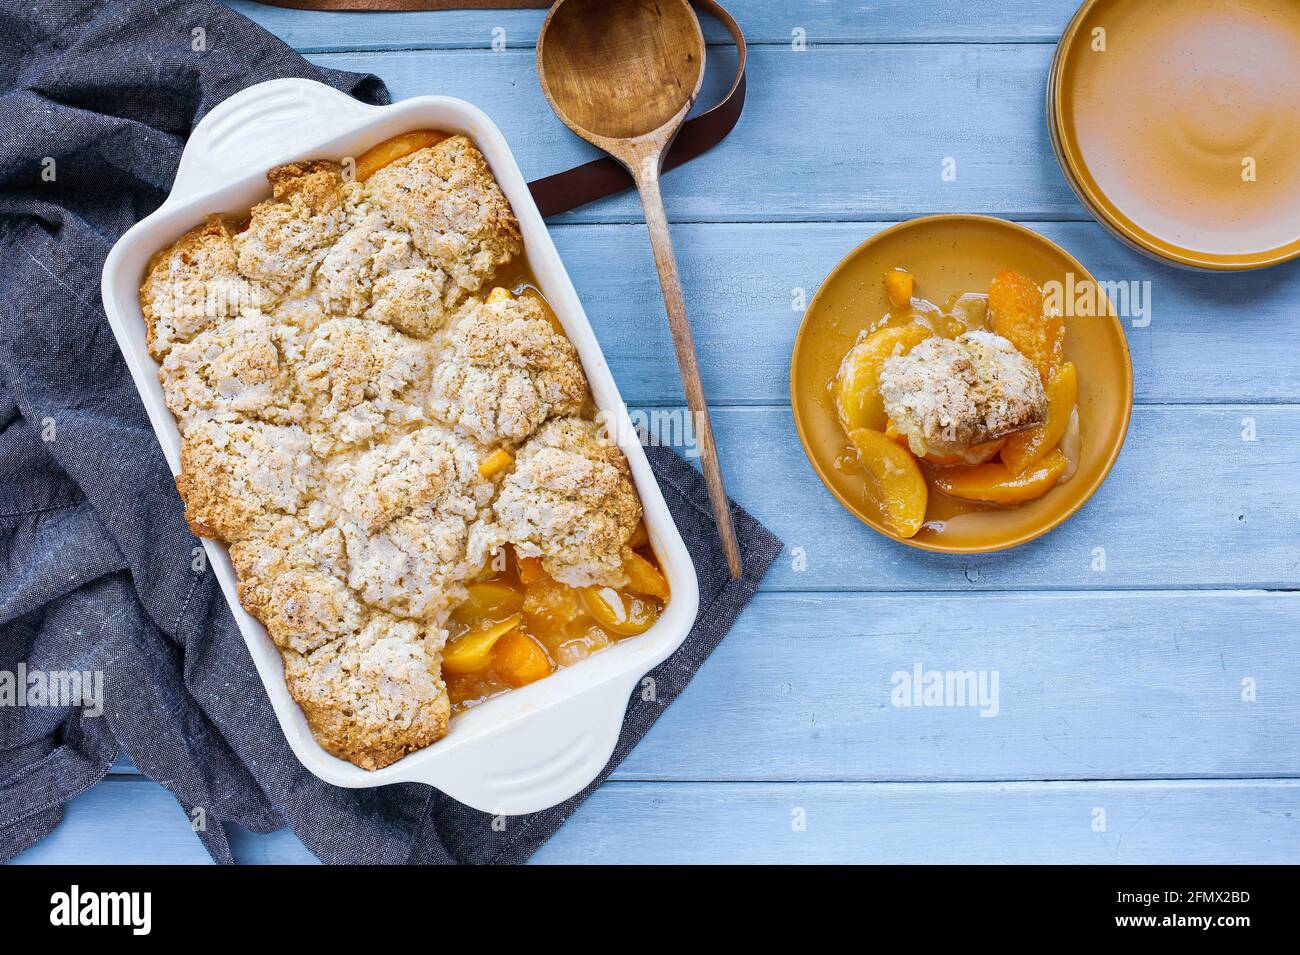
[690,405,1298,591]
[231,0,1083,51]
[530,779,1300,864]
[12,778,1300,864]
[108,591,1300,782]
[306,44,1080,223]
[543,221,1300,405]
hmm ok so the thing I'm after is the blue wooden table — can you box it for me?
[14,0,1300,864]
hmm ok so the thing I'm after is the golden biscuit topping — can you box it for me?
[150,135,647,771]
[490,417,641,587]
[430,295,588,446]
[365,135,522,296]
[880,330,1048,458]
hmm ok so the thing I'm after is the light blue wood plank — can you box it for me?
[616,591,1300,781]
[225,822,322,864]
[9,780,214,865]
[108,591,1300,783]
[15,778,1300,864]
[544,221,1300,405]
[704,405,1300,591]
[233,0,1081,52]
[532,779,1300,863]
[306,44,1081,223]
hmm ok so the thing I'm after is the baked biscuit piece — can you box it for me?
[333,424,488,530]
[335,426,496,620]
[314,210,423,317]
[430,295,587,446]
[365,267,461,339]
[176,418,318,541]
[159,312,305,429]
[234,160,354,299]
[139,216,269,360]
[341,510,484,623]
[365,135,522,297]
[283,614,450,771]
[229,512,359,654]
[880,330,1047,459]
[491,416,641,587]
[295,317,431,455]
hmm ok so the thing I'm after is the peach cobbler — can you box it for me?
[140,131,669,770]
[834,268,1081,538]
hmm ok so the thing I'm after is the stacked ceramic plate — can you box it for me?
[1048,0,1300,270]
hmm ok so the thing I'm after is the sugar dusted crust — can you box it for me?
[879,330,1048,458]
[430,295,588,446]
[366,135,523,297]
[140,216,270,360]
[283,614,451,772]
[149,135,643,770]
[489,417,641,587]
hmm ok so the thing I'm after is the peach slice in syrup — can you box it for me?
[931,449,1069,507]
[354,130,450,182]
[1001,361,1077,475]
[836,323,931,432]
[847,427,928,538]
[988,268,1064,385]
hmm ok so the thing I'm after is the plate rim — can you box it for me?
[1049,0,1300,272]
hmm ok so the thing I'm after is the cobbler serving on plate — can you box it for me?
[834,267,1081,539]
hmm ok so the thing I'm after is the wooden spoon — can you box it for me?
[537,0,743,578]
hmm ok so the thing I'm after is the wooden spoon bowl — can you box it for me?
[538,0,704,142]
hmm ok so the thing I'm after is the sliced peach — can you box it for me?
[552,623,612,668]
[931,449,1069,506]
[628,520,649,550]
[836,323,932,431]
[883,269,914,310]
[516,553,547,585]
[988,268,1064,384]
[847,427,928,538]
[442,614,522,674]
[493,630,554,687]
[522,577,583,637]
[451,582,523,629]
[623,552,670,601]
[354,130,449,182]
[582,587,660,636]
[1001,362,1077,475]
[478,447,513,478]
[486,286,513,304]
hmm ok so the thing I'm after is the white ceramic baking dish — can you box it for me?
[100,78,700,814]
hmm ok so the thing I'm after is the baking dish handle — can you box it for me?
[408,674,642,816]
[169,78,379,205]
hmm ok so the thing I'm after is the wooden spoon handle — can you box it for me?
[633,164,743,579]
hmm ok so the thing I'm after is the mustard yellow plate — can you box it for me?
[790,215,1132,553]
[1050,0,1300,270]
